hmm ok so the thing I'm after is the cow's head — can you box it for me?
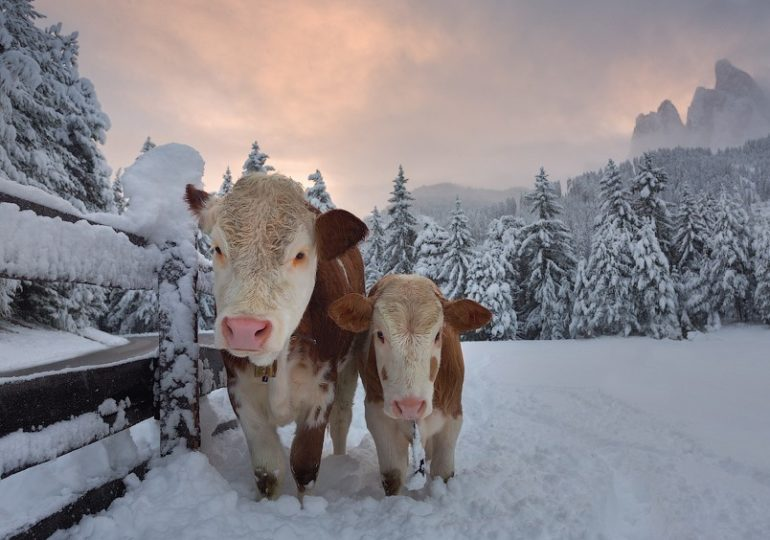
[329,275,491,420]
[185,173,367,366]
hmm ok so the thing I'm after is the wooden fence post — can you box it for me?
[157,239,200,455]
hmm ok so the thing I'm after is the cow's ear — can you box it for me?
[443,299,493,333]
[315,209,368,261]
[184,184,217,233]
[329,293,373,333]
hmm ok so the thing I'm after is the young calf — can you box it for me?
[329,274,491,495]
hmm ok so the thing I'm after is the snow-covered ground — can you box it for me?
[10,325,770,539]
[0,324,128,372]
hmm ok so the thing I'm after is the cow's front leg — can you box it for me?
[427,414,462,482]
[229,373,285,500]
[329,353,358,455]
[365,401,409,496]
[290,404,331,498]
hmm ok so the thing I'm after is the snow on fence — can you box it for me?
[0,145,228,539]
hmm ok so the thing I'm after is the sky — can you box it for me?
[34,0,770,215]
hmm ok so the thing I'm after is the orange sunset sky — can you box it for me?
[35,0,770,214]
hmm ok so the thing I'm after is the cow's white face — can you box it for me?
[329,275,493,421]
[186,173,367,367]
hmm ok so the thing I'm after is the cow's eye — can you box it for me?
[376,331,385,343]
[434,331,441,343]
[213,246,222,256]
[295,252,305,261]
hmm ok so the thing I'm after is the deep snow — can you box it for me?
[7,326,770,539]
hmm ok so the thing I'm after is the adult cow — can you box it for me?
[329,274,491,496]
[185,173,367,500]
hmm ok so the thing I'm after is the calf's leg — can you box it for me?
[329,354,358,455]
[428,414,462,482]
[291,404,332,498]
[365,401,409,496]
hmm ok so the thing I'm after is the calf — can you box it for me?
[185,173,367,500]
[329,274,491,495]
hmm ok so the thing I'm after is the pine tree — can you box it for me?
[218,166,234,196]
[362,206,387,290]
[140,136,156,154]
[195,230,216,330]
[696,191,754,327]
[414,219,448,283]
[519,168,576,339]
[242,140,274,174]
[112,168,127,214]
[305,169,335,212]
[466,239,517,340]
[671,184,710,271]
[631,153,673,259]
[437,197,474,299]
[101,290,157,334]
[571,160,638,337]
[753,218,770,325]
[383,165,418,274]
[631,220,680,338]
[489,216,526,315]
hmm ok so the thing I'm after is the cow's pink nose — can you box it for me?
[393,397,427,420]
[222,317,272,351]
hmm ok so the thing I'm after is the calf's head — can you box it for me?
[329,275,491,420]
[185,173,367,366]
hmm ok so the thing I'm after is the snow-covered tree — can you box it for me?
[217,166,234,196]
[671,185,710,271]
[196,231,216,330]
[0,279,20,319]
[518,168,576,339]
[242,140,274,174]
[437,197,475,299]
[362,206,388,290]
[693,191,754,327]
[753,218,770,325]
[466,239,517,340]
[140,136,156,154]
[383,165,418,274]
[414,219,448,283]
[305,169,335,212]
[572,160,638,337]
[112,168,127,214]
[488,216,526,314]
[102,289,157,334]
[631,153,673,259]
[631,220,680,339]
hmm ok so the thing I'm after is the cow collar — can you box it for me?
[251,332,317,383]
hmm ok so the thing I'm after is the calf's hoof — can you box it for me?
[381,469,402,496]
[254,469,279,500]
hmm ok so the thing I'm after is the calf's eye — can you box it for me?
[376,331,385,343]
[213,246,222,255]
[295,252,305,261]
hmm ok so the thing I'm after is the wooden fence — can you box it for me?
[0,189,227,539]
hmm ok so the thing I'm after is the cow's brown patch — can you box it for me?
[290,421,327,492]
[429,356,439,382]
[359,335,384,403]
[432,325,464,418]
[380,366,388,381]
[381,469,402,496]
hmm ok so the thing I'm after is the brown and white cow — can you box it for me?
[185,173,367,500]
[328,274,492,496]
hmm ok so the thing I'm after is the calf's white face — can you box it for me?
[185,173,366,366]
[329,275,492,421]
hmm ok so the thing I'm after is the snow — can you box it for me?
[0,324,124,372]
[0,176,84,216]
[121,143,205,245]
[41,325,770,539]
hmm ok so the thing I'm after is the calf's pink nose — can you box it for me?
[222,317,272,351]
[393,397,427,420]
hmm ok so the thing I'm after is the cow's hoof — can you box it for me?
[381,469,402,496]
[254,469,279,500]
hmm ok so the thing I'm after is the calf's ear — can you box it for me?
[328,293,373,333]
[315,209,368,261]
[443,299,493,333]
[184,184,216,233]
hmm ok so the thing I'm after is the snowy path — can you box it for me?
[55,326,770,539]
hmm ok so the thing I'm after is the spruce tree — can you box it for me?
[753,218,770,325]
[414,219,448,283]
[489,216,526,315]
[631,220,680,338]
[631,153,673,259]
[112,168,127,214]
[218,166,234,196]
[571,160,638,337]
[196,230,216,330]
[305,169,335,212]
[437,197,474,299]
[519,168,576,339]
[466,238,517,340]
[242,140,274,174]
[362,206,387,290]
[383,165,418,274]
